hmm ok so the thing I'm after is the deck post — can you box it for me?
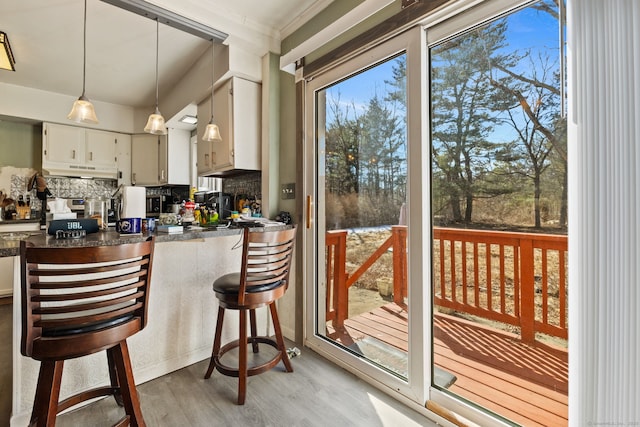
[519,237,536,343]
[392,226,408,308]
[331,230,348,328]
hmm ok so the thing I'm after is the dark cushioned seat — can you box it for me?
[213,272,284,295]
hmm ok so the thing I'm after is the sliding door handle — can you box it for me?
[306,195,312,229]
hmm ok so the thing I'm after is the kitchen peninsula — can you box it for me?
[3,224,290,426]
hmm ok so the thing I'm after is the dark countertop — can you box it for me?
[0,219,42,225]
[0,223,290,257]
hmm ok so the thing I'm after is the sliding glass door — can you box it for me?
[304,30,428,402]
[428,1,568,425]
[304,1,567,425]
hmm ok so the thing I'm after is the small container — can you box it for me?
[117,218,142,234]
[142,218,156,233]
[84,198,108,230]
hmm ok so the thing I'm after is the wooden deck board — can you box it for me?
[328,303,568,426]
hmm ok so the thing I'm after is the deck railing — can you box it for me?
[326,226,568,344]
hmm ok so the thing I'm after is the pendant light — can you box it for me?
[67,0,98,124]
[144,18,167,135]
[202,41,222,142]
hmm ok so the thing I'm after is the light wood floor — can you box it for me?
[1,300,437,427]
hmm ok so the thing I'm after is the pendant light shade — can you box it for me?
[202,41,222,142]
[203,121,222,142]
[145,18,167,135]
[68,95,99,124]
[68,0,98,124]
[144,107,167,135]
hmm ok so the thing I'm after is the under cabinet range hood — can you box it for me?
[41,163,118,179]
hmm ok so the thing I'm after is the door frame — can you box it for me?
[302,25,431,407]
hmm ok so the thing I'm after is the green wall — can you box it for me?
[281,0,403,65]
[0,120,42,169]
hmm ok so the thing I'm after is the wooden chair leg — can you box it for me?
[270,302,293,372]
[107,348,124,406]
[249,309,259,353]
[205,307,225,379]
[238,308,247,405]
[30,360,64,427]
[110,341,146,427]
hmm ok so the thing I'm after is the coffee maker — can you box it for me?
[211,192,232,219]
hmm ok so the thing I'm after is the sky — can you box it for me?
[322,0,562,126]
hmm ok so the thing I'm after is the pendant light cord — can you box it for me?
[210,39,214,121]
[82,0,87,96]
[155,18,159,110]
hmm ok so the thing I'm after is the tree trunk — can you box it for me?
[559,160,568,228]
[533,174,542,228]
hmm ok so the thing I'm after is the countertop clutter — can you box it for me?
[0,221,291,257]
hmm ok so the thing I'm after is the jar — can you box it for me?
[84,198,108,230]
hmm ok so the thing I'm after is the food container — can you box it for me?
[84,198,108,230]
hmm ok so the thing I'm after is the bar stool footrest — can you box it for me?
[214,336,284,378]
[57,386,120,413]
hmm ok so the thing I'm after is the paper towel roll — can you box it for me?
[121,186,146,219]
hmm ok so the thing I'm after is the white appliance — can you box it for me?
[121,186,146,219]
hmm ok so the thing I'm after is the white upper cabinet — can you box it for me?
[131,128,190,186]
[197,76,261,176]
[42,123,118,179]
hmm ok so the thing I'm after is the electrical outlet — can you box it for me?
[281,183,295,199]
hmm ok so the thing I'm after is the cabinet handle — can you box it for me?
[161,170,166,180]
[204,153,209,167]
[72,149,76,159]
[89,151,93,161]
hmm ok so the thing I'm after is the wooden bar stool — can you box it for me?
[20,237,155,427]
[204,227,296,404]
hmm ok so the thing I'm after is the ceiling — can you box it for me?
[0,0,332,117]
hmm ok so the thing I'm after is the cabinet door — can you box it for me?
[131,134,161,185]
[43,123,84,164]
[211,79,233,171]
[197,96,215,175]
[115,133,132,187]
[228,77,261,171]
[158,134,168,184]
[85,129,117,168]
[166,128,190,185]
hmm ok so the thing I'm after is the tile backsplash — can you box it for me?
[9,174,117,211]
[222,171,261,198]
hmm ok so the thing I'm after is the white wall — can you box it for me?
[0,83,134,133]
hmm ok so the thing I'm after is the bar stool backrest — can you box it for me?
[20,237,155,361]
[237,227,296,306]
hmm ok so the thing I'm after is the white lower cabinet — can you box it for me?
[0,257,14,297]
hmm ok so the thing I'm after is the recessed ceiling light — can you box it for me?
[178,114,197,125]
